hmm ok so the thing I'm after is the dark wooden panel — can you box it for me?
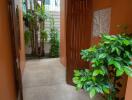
[66,0,93,84]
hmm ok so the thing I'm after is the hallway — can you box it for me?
[22,58,103,100]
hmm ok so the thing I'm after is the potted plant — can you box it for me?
[73,33,132,100]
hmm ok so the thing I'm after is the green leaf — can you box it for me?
[115,48,120,56]
[124,51,131,58]
[108,60,121,70]
[93,70,100,76]
[74,70,81,76]
[99,53,107,59]
[88,46,97,52]
[73,77,80,84]
[91,58,97,63]
[102,86,110,94]
[93,70,105,76]
[99,70,105,75]
[80,77,87,81]
[124,66,132,77]
[95,86,103,94]
[128,61,132,66]
[123,40,129,45]
[116,69,124,77]
[83,81,93,92]
[89,88,96,98]
[76,84,83,90]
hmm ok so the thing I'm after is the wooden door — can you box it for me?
[65,0,93,84]
[8,0,23,99]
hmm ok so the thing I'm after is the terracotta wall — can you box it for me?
[125,78,132,100]
[61,0,132,97]
[0,0,17,100]
[60,0,67,66]
[92,0,132,99]
[110,0,132,34]
[91,0,112,45]
[110,1,132,99]
[114,0,132,99]
[91,0,132,43]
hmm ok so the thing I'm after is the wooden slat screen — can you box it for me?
[66,0,93,84]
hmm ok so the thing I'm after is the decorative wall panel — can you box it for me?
[92,8,111,36]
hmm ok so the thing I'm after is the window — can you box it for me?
[45,0,50,5]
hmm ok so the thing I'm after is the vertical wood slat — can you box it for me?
[66,0,93,84]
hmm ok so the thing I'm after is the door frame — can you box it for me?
[8,0,23,100]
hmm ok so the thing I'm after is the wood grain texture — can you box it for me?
[60,0,67,66]
[66,0,93,84]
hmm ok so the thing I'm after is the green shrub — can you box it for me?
[49,17,59,57]
[24,30,32,46]
[73,34,132,100]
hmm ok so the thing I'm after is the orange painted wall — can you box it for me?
[93,0,112,11]
[91,0,132,99]
[110,1,132,98]
[91,0,112,45]
[125,78,132,100]
[112,0,132,99]
[0,0,17,100]
[110,0,132,34]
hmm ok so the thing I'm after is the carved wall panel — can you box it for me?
[92,8,111,36]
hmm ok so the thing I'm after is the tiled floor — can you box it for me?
[22,58,104,100]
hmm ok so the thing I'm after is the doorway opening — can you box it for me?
[23,0,60,59]
[11,0,104,100]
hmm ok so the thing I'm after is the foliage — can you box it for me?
[23,10,35,27]
[40,30,48,41]
[23,1,51,57]
[73,34,132,100]
[24,30,32,46]
[35,4,49,22]
[49,17,59,57]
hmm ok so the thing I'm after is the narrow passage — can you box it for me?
[23,58,103,100]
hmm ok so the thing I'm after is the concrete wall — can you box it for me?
[0,0,17,100]
[45,11,60,32]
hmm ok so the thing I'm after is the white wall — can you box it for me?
[45,11,60,32]
[45,0,60,11]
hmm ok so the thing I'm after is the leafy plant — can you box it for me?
[73,33,132,100]
[23,1,51,57]
[35,4,49,22]
[23,10,35,27]
[41,29,48,41]
[49,17,59,57]
[24,30,32,46]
